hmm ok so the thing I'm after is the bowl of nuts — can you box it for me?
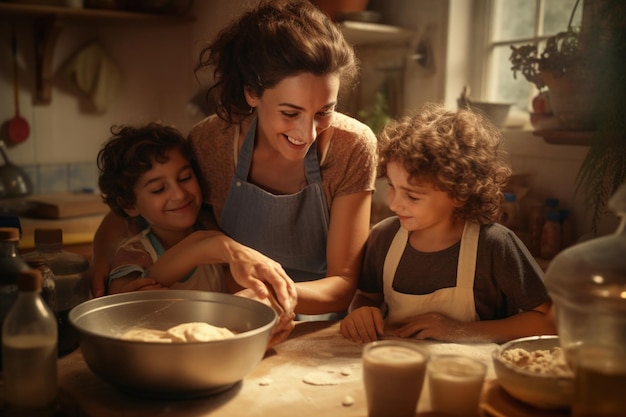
[492,335,574,410]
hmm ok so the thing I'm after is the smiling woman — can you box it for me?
[89,0,377,321]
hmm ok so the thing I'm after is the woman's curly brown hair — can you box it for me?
[97,123,199,218]
[195,0,359,125]
[377,102,512,224]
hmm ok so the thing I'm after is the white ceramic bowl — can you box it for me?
[70,290,277,398]
[492,335,573,410]
[466,101,512,127]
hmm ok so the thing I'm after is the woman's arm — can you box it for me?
[294,191,372,315]
[90,211,133,297]
[144,229,298,315]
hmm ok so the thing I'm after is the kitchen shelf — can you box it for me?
[338,20,416,46]
[0,3,194,104]
[532,130,593,146]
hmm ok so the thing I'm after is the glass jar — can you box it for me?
[2,269,58,415]
[544,182,626,416]
[22,228,89,356]
[0,227,30,370]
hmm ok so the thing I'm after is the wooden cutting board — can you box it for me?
[23,192,109,219]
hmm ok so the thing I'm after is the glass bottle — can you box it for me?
[544,182,626,416]
[22,228,89,356]
[25,256,67,358]
[2,269,58,416]
[0,226,29,370]
[540,210,562,259]
[528,203,545,256]
[25,257,57,316]
[559,209,575,249]
[499,192,520,231]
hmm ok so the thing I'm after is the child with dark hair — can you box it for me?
[97,122,228,294]
[340,103,556,344]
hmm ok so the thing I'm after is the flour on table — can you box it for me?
[120,322,235,343]
[302,365,359,386]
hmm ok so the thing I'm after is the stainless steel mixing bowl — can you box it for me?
[69,290,277,398]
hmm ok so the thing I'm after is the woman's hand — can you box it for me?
[340,306,384,343]
[226,242,298,317]
[235,287,296,349]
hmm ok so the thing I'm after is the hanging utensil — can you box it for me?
[0,140,33,198]
[7,25,30,145]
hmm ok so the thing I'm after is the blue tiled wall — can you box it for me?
[23,162,99,194]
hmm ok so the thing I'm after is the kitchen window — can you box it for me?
[472,0,584,112]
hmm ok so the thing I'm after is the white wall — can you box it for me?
[0,2,224,168]
[0,0,618,237]
[368,0,618,238]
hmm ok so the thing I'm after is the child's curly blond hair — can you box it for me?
[377,102,512,224]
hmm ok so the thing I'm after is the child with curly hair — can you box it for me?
[340,103,556,344]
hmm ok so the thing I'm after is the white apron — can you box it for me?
[383,221,481,324]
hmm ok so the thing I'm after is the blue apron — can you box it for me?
[219,118,330,283]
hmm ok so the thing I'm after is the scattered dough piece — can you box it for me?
[258,378,272,386]
[342,395,355,406]
[303,370,342,386]
[120,322,234,343]
[339,367,352,376]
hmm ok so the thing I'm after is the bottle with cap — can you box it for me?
[25,256,57,316]
[499,192,520,231]
[22,228,89,356]
[540,210,562,259]
[528,203,545,256]
[2,269,58,416]
[0,226,29,370]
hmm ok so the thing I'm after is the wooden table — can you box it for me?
[55,321,569,417]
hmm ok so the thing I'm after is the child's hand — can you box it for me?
[340,306,384,343]
[393,312,466,342]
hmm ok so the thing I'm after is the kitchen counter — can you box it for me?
[52,321,569,417]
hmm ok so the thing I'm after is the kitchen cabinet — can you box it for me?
[0,3,194,104]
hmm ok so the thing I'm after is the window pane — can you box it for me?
[491,45,533,111]
[493,0,537,41]
[543,0,583,34]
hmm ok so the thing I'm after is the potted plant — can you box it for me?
[575,0,626,233]
[509,0,593,129]
[511,0,626,234]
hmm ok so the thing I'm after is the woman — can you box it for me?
[91,0,377,318]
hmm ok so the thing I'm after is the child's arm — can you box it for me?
[146,230,297,314]
[107,272,165,294]
[90,211,132,297]
[340,290,385,343]
[393,300,556,344]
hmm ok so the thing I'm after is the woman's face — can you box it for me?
[245,72,340,161]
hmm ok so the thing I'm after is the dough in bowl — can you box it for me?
[120,322,235,343]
